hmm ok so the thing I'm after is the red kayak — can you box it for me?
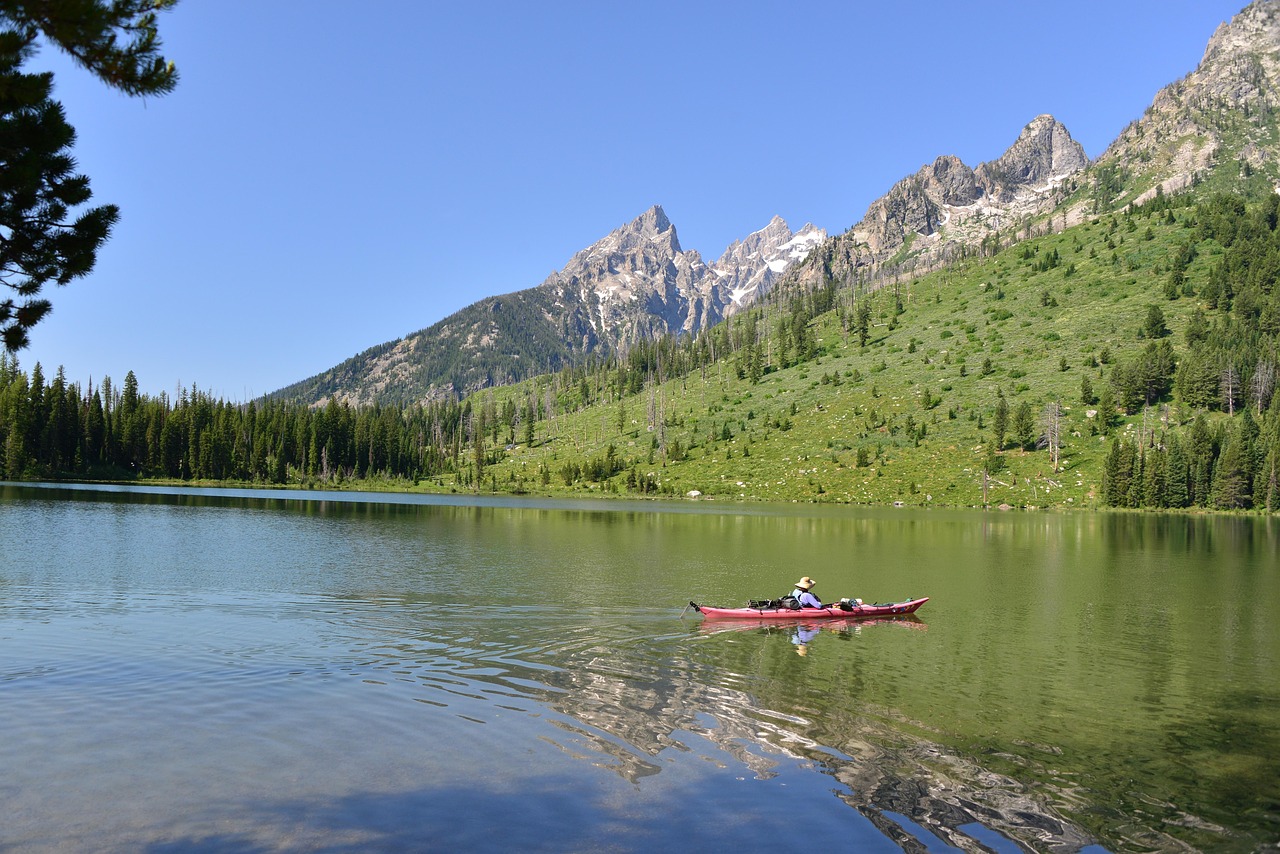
[691,597,928,620]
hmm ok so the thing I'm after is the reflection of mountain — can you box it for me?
[449,617,1107,852]
[337,595,1106,849]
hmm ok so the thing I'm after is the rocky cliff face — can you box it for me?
[976,115,1089,202]
[786,115,1087,291]
[788,0,1278,296]
[706,217,826,315]
[536,206,824,348]
[1082,0,1280,208]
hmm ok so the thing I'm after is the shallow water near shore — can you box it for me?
[1,482,1276,852]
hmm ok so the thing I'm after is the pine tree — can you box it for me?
[0,3,178,351]
[1013,400,1035,451]
[1165,434,1190,508]
[993,389,1008,450]
[1080,374,1095,406]
[1142,304,1169,339]
[1096,384,1116,436]
[1142,450,1167,508]
[856,300,871,348]
[1102,438,1129,506]
[1211,431,1252,509]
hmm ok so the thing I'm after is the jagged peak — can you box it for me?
[979,114,1086,194]
[1001,114,1080,158]
[718,215,796,259]
[1021,113,1065,134]
[572,205,682,260]
[1201,0,1279,64]
[637,204,672,235]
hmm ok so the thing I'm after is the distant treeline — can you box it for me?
[0,362,460,483]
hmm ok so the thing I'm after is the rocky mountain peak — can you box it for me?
[709,218,826,310]
[532,208,822,350]
[577,205,680,259]
[782,114,1088,292]
[1196,0,1280,104]
[1089,0,1280,208]
[633,204,675,244]
[977,115,1087,201]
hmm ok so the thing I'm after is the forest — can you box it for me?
[1098,191,1280,509]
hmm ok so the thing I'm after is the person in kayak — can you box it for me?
[790,577,824,609]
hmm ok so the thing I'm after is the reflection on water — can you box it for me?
[1,482,1276,852]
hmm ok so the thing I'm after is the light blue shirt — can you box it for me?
[791,588,823,608]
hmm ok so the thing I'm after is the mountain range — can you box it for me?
[272,208,824,405]
[273,0,1280,408]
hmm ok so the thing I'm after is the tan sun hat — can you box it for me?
[794,577,816,590]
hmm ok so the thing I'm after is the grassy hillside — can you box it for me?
[451,196,1237,509]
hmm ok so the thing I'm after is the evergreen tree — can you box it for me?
[1136,340,1176,406]
[1211,429,1252,509]
[1142,304,1169,339]
[1126,448,1145,508]
[993,389,1008,450]
[1165,434,1190,509]
[1102,439,1129,506]
[856,300,871,347]
[1175,351,1220,410]
[1096,384,1116,436]
[0,2,178,351]
[1187,415,1217,506]
[1080,374,1096,406]
[1142,449,1167,508]
[1013,400,1035,451]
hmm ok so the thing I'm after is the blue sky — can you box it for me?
[15,0,1249,400]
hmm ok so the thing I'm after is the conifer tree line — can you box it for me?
[0,317,774,486]
[1099,192,1280,511]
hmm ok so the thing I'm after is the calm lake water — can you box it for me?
[1,482,1276,853]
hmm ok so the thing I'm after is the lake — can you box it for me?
[1,482,1276,852]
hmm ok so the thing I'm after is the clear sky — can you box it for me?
[15,0,1249,400]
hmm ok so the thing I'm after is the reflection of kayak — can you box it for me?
[690,597,928,620]
[697,614,927,635]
